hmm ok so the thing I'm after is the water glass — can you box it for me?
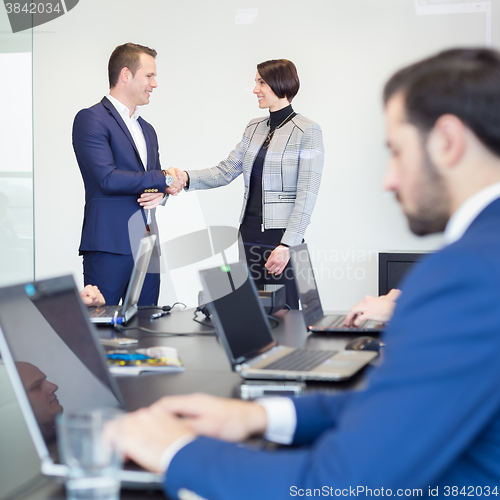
[56,408,124,500]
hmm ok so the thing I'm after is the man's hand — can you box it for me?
[344,288,401,326]
[152,393,268,442]
[79,285,105,307]
[138,192,165,209]
[165,168,188,196]
[104,406,195,474]
[265,245,290,276]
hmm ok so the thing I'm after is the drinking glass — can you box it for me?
[56,408,124,500]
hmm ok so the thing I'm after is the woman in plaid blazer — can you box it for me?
[183,60,324,308]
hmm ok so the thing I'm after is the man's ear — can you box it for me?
[427,114,466,172]
[120,66,131,85]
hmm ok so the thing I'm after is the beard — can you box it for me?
[399,150,451,236]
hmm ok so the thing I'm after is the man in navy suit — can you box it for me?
[106,49,500,498]
[73,43,184,305]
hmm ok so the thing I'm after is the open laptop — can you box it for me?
[290,243,385,334]
[88,234,156,324]
[0,276,162,488]
[199,262,377,381]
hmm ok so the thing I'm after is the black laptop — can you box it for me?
[290,244,385,333]
[199,262,376,381]
[0,276,162,487]
[88,234,156,325]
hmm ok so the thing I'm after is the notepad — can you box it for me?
[106,346,184,375]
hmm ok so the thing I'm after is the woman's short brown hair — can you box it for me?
[108,43,157,89]
[257,59,300,102]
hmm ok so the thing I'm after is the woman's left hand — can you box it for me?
[265,245,290,276]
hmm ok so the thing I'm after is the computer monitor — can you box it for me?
[378,252,428,296]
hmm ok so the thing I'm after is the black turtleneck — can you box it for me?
[245,104,296,218]
[269,104,295,131]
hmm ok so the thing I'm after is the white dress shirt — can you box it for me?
[106,94,167,221]
[444,181,500,245]
[106,94,148,169]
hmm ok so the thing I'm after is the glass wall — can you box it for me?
[0,8,33,286]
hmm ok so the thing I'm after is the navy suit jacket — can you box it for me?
[164,198,500,499]
[73,97,166,255]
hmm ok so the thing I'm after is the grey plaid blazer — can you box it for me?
[186,114,324,246]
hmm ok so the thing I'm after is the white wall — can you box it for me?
[33,0,500,309]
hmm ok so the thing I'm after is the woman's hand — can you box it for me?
[165,168,188,196]
[264,245,290,276]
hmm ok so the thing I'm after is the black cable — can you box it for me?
[192,310,215,330]
[117,304,215,335]
[267,315,280,329]
[113,324,216,337]
[171,302,187,310]
[193,310,213,329]
[138,302,186,311]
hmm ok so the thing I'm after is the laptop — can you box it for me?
[199,262,377,381]
[290,243,385,334]
[88,234,156,324]
[0,275,162,488]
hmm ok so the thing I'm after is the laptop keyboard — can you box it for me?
[263,349,337,372]
[89,305,122,318]
[314,315,368,330]
[327,315,345,327]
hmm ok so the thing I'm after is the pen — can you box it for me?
[150,311,170,320]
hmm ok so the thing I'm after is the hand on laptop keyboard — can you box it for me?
[79,285,106,307]
[344,289,400,327]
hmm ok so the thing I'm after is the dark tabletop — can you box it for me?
[12,307,380,500]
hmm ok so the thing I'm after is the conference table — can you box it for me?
[12,307,381,500]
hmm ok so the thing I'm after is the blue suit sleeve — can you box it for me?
[292,391,353,445]
[163,249,500,499]
[72,108,166,195]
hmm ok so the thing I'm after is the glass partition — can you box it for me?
[0,7,34,286]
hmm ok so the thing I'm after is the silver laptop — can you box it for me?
[290,244,385,334]
[199,262,377,381]
[89,234,156,324]
[0,276,162,488]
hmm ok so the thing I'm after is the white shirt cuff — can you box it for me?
[256,397,297,445]
[159,434,197,474]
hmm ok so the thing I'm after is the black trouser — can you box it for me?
[82,251,160,306]
[239,215,299,309]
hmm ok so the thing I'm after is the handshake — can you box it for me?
[138,168,188,210]
[164,167,188,196]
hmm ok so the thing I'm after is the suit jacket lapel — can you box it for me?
[138,116,155,171]
[101,97,145,170]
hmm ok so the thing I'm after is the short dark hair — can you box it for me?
[257,59,300,102]
[108,43,157,89]
[384,48,500,157]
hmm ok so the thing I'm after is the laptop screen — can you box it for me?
[0,276,122,453]
[199,263,276,365]
[290,244,325,326]
[121,234,156,311]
